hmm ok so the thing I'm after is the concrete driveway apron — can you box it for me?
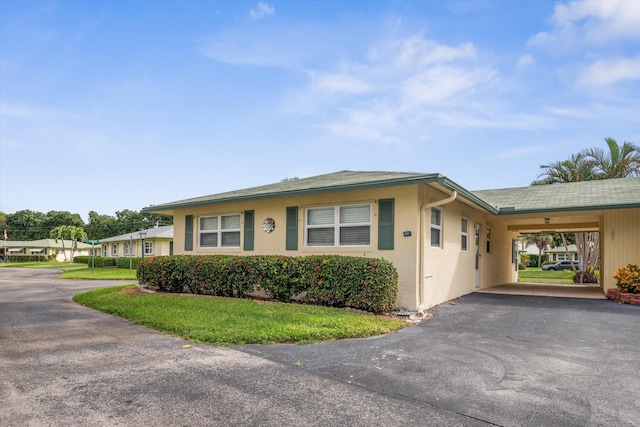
[2,268,639,426]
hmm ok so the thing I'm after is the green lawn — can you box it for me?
[518,267,574,284]
[73,285,409,346]
[0,261,138,280]
[0,261,87,270]
[59,267,139,280]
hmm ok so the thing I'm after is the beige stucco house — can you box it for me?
[1,239,95,262]
[143,171,640,310]
[98,225,173,259]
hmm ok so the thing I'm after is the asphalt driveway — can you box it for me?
[1,268,638,426]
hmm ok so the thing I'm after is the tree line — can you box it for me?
[0,209,173,242]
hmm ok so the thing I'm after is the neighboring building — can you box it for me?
[99,225,173,259]
[142,171,640,310]
[1,239,95,262]
[545,244,579,262]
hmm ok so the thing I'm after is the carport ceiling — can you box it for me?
[500,212,601,234]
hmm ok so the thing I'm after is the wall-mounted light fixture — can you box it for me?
[544,218,550,224]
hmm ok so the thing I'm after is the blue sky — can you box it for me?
[1,0,639,220]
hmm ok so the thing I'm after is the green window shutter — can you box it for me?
[244,210,255,251]
[378,199,394,250]
[184,215,193,251]
[286,206,298,250]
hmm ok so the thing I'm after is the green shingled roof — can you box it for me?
[145,171,444,211]
[472,177,640,213]
[143,170,640,215]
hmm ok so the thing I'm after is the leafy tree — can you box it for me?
[49,225,87,262]
[86,211,119,240]
[583,137,640,179]
[6,210,48,240]
[43,211,85,231]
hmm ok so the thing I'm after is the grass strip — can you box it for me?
[73,285,409,346]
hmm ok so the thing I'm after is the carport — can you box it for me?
[472,177,640,298]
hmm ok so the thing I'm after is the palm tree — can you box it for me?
[49,225,87,262]
[531,152,595,185]
[583,137,640,179]
[521,233,552,267]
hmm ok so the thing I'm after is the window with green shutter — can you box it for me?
[286,206,298,250]
[185,215,193,251]
[244,210,254,251]
[378,199,394,250]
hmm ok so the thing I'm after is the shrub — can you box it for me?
[93,257,116,267]
[6,255,48,262]
[117,257,142,269]
[73,256,89,264]
[518,263,526,271]
[137,254,398,313]
[614,264,640,293]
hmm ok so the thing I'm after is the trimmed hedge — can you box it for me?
[6,255,50,262]
[138,255,398,313]
[75,256,143,269]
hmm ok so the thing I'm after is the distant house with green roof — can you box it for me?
[98,225,173,259]
[143,171,640,310]
[1,238,95,262]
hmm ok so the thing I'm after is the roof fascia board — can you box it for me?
[498,203,640,215]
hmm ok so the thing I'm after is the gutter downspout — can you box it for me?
[417,189,457,316]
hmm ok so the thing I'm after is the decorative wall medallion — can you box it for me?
[262,218,275,233]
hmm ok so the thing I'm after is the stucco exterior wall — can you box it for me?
[171,184,423,308]
[102,239,173,258]
[602,208,640,290]
[420,187,514,308]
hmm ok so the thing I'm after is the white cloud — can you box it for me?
[529,0,640,49]
[577,56,640,86]
[249,2,275,21]
[516,54,535,70]
[309,71,374,95]
[393,37,477,68]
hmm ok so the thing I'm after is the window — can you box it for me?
[112,244,118,256]
[430,208,441,247]
[102,245,107,257]
[306,204,370,246]
[199,214,241,248]
[124,242,130,256]
[144,241,153,255]
[486,227,492,253]
[461,218,468,251]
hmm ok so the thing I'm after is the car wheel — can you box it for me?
[548,267,556,271]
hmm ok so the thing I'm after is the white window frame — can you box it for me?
[461,218,468,251]
[198,214,241,248]
[102,245,107,257]
[124,242,130,256]
[144,241,153,255]
[112,243,118,256]
[486,226,492,254]
[305,204,371,247]
[430,208,442,248]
